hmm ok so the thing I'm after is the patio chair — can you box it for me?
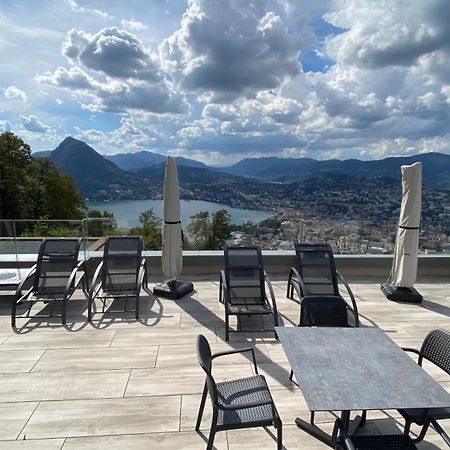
[220,245,279,341]
[88,236,149,321]
[195,334,282,450]
[11,238,85,326]
[333,418,419,450]
[286,243,359,326]
[397,329,450,446]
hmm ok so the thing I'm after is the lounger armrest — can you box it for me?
[212,347,258,373]
[137,257,147,289]
[220,270,231,308]
[264,271,278,318]
[218,398,274,411]
[15,264,37,300]
[332,418,356,450]
[288,267,306,299]
[64,260,85,299]
[89,261,104,300]
[336,271,359,327]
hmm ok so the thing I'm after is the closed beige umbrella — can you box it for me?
[153,157,194,299]
[162,157,183,279]
[381,162,423,303]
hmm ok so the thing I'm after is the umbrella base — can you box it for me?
[381,283,423,303]
[153,279,194,299]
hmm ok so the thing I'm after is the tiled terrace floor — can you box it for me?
[0,275,449,449]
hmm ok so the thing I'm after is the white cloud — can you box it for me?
[4,85,27,102]
[121,19,148,31]
[0,120,12,132]
[20,115,48,133]
[66,0,113,20]
[160,0,313,102]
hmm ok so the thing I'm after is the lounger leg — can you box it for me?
[88,296,92,322]
[62,298,67,325]
[196,381,208,431]
[11,299,17,327]
[136,293,140,320]
[276,418,283,450]
[289,369,294,382]
[225,312,229,341]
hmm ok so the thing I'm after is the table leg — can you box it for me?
[295,417,334,448]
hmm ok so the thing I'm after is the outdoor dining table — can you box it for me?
[276,326,450,447]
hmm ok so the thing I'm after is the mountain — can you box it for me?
[223,152,450,185]
[32,150,52,158]
[134,163,241,184]
[106,150,209,171]
[49,137,159,199]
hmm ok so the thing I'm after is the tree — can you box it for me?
[187,209,231,250]
[0,131,31,219]
[85,209,117,236]
[129,209,162,250]
[28,157,85,220]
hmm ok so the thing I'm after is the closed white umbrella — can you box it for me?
[153,157,194,299]
[381,162,423,302]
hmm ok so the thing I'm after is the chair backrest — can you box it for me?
[196,334,218,405]
[33,238,81,294]
[102,236,142,291]
[420,329,450,375]
[299,296,349,327]
[294,243,339,296]
[224,246,265,304]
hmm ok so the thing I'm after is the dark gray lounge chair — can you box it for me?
[88,236,149,321]
[398,329,450,446]
[286,243,359,326]
[220,245,278,341]
[333,418,419,450]
[11,238,85,326]
[195,334,282,450]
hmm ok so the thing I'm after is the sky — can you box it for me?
[0,0,449,165]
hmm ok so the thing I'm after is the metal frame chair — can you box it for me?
[11,238,86,326]
[286,243,359,326]
[220,245,278,341]
[333,418,419,450]
[195,334,282,450]
[398,329,450,446]
[88,236,149,321]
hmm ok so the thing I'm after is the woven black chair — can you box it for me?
[88,236,149,321]
[11,238,86,326]
[397,329,450,446]
[287,243,359,326]
[195,334,282,450]
[333,418,419,450]
[220,245,278,341]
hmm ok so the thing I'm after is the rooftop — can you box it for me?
[0,274,449,449]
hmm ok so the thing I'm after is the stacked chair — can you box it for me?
[286,243,359,326]
[11,238,86,326]
[220,245,278,341]
[88,236,149,321]
[196,334,282,450]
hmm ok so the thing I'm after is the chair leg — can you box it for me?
[196,382,208,431]
[88,296,92,322]
[206,410,217,450]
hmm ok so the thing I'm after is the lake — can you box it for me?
[86,199,272,228]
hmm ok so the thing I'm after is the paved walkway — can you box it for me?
[0,275,448,449]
